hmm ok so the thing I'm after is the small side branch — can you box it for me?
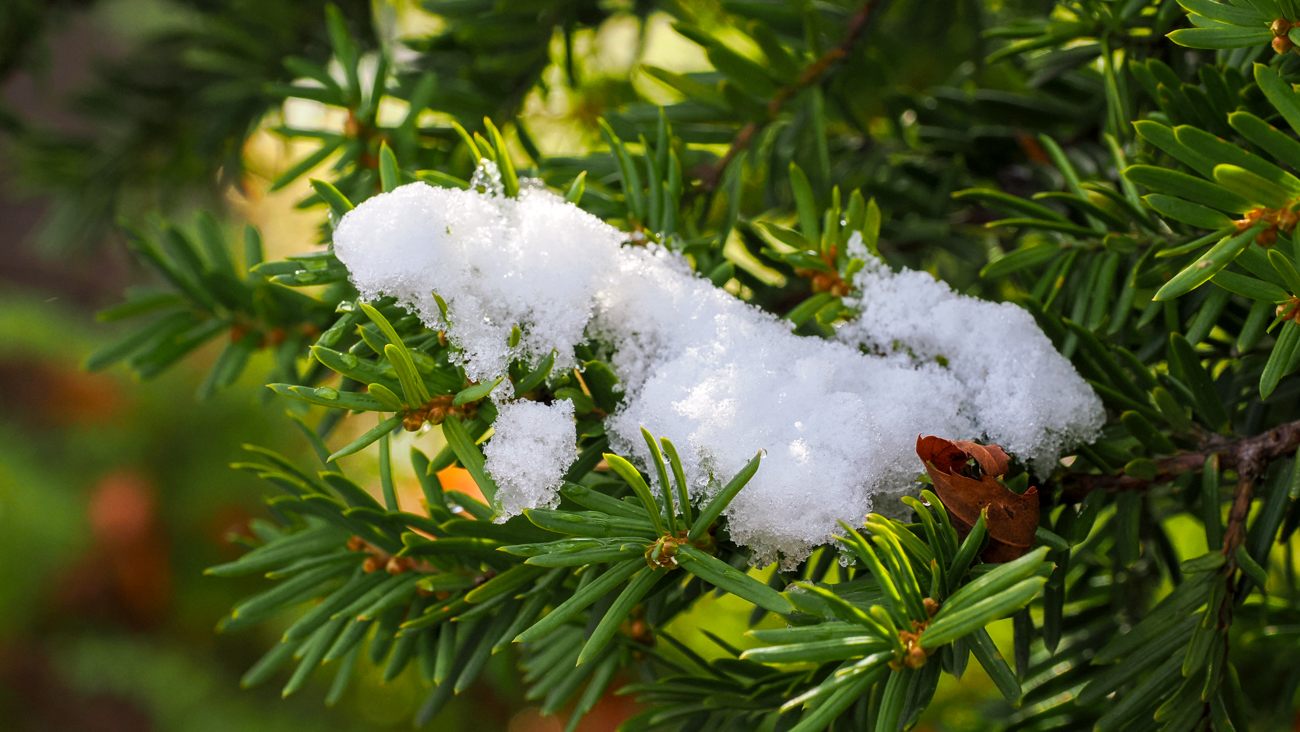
[1221,460,1262,562]
[1201,447,1265,724]
[1060,418,1300,500]
[696,1,879,191]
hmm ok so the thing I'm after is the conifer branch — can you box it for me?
[1061,418,1300,500]
[41,0,1300,727]
[1222,453,1266,560]
[696,0,880,191]
[1202,448,1266,725]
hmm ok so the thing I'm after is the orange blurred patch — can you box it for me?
[56,470,171,626]
[505,689,639,732]
[89,471,156,546]
[1015,131,1050,164]
[437,466,484,502]
[0,358,122,427]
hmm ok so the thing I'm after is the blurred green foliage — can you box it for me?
[0,295,542,729]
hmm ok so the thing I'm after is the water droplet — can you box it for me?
[315,387,339,400]
[470,160,504,198]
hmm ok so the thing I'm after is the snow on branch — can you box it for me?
[333,180,1103,564]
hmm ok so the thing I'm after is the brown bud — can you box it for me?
[1273,35,1293,55]
[347,535,365,552]
[362,556,382,573]
[629,619,650,642]
[344,112,362,138]
[1278,298,1300,323]
[386,556,407,574]
[905,644,928,669]
[923,597,941,617]
[403,410,427,431]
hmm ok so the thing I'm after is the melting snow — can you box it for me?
[333,181,1103,564]
[482,399,577,517]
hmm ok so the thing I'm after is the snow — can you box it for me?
[331,180,618,384]
[482,399,577,517]
[333,180,1103,564]
[836,234,1105,474]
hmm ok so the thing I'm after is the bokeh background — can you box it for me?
[0,1,1014,729]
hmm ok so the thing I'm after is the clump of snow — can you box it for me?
[333,181,619,383]
[836,233,1105,474]
[482,399,577,517]
[334,180,1104,564]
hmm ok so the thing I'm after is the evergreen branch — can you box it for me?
[696,0,880,191]
[1061,418,1300,500]
[1222,451,1267,561]
[1200,446,1266,725]
[66,0,1300,726]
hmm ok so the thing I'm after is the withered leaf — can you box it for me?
[916,435,1039,563]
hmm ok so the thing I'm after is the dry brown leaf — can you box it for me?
[916,435,1038,562]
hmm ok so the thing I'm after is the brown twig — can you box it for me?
[1200,438,1268,723]
[1222,456,1266,560]
[1060,418,1300,501]
[696,1,880,192]
[1063,420,1291,724]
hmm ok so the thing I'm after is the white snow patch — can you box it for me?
[332,182,618,384]
[334,181,1103,564]
[482,399,577,517]
[835,234,1105,474]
